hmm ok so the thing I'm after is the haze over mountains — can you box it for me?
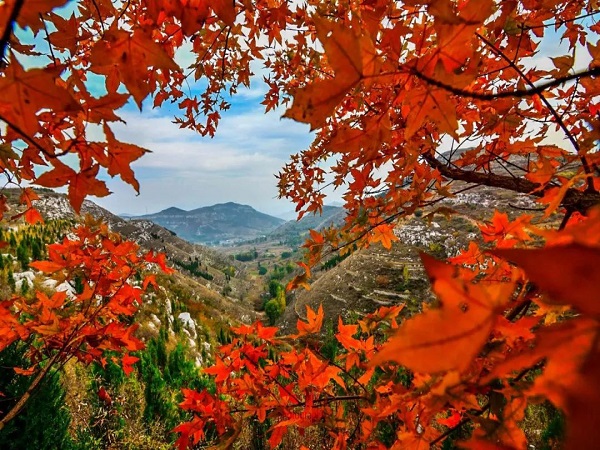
[127,202,346,245]
[133,202,285,245]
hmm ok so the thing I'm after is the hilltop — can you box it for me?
[134,202,285,245]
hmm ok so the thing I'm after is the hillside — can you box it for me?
[0,189,295,447]
[278,183,543,333]
[0,190,259,324]
[268,205,346,246]
[134,202,285,245]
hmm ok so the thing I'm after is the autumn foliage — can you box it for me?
[0,216,170,430]
[1,0,600,448]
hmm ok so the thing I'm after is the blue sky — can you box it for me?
[10,6,320,218]
[94,85,317,217]
[10,7,597,218]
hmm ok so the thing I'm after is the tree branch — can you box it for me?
[407,66,600,102]
[475,32,596,193]
[422,153,600,214]
[0,352,59,431]
[0,0,25,64]
[429,402,490,448]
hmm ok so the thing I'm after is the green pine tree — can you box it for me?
[0,343,73,450]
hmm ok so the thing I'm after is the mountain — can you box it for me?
[134,202,285,245]
[269,205,346,245]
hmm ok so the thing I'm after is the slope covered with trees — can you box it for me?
[0,0,599,449]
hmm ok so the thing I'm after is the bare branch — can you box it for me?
[0,0,25,64]
[407,66,600,102]
[422,153,600,214]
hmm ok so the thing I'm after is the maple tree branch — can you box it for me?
[506,299,532,322]
[429,402,490,448]
[323,182,481,259]
[228,394,367,415]
[406,65,600,102]
[430,355,545,448]
[116,0,132,22]
[558,208,574,231]
[507,203,546,212]
[0,352,59,431]
[0,113,69,160]
[0,0,25,65]
[221,27,232,81]
[40,14,57,66]
[183,25,228,81]
[475,32,596,193]
[310,346,370,395]
[422,153,600,214]
[560,78,580,121]
[89,0,105,34]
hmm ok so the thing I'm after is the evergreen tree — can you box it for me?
[31,238,43,261]
[7,270,15,291]
[16,243,29,270]
[19,279,28,296]
[0,343,73,450]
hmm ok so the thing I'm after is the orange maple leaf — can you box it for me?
[371,253,513,373]
[121,354,139,376]
[35,160,110,213]
[296,304,324,337]
[335,318,360,351]
[89,27,180,108]
[4,0,69,33]
[0,57,80,136]
[492,243,600,315]
[371,223,399,250]
[284,18,379,130]
[103,123,148,193]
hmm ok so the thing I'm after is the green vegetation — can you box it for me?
[268,264,286,281]
[257,262,267,275]
[321,252,350,270]
[0,220,74,298]
[264,281,286,325]
[234,249,258,262]
[69,326,213,448]
[0,343,73,450]
[173,258,213,281]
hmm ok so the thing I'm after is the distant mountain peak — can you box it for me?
[134,202,285,245]
[159,206,187,215]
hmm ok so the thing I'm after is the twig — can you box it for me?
[429,402,490,448]
[0,113,68,160]
[0,0,25,64]
[0,353,59,430]
[40,14,57,66]
[406,66,600,102]
[422,153,600,214]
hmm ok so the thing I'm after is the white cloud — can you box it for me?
[94,98,314,217]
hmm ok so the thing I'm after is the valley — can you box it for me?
[0,2,594,447]
[0,184,564,449]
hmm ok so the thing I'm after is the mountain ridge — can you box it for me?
[133,202,285,245]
